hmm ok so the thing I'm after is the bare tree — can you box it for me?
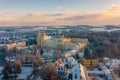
[32,54,44,68]
[14,60,22,73]
[54,50,63,59]
[40,62,58,80]
[45,45,51,53]
[57,44,63,52]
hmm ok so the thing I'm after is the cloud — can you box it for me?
[0,5,120,26]
[56,6,62,9]
[54,5,120,25]
[107,5,120,11]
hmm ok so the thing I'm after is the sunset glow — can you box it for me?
[0,0,120,26]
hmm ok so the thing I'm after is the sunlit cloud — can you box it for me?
[0,5,120,26]
[56,6,62,9]
[107,5,120,11]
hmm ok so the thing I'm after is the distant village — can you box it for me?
[0,26,120,80]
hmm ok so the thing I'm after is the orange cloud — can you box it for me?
[0,5,120,26]
[107,5,120,11]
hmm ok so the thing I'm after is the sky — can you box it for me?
[0,0,120,26]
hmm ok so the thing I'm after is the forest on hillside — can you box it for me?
[68,31,120,59]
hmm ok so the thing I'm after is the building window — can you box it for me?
[75,73,77,79]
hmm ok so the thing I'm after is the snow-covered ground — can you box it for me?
[90,27,120,32]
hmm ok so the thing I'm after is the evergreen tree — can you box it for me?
[84,47,91,58]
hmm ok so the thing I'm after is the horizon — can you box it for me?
[0,24,120,28]
[0,0,120,26]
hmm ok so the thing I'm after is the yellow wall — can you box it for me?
[81,58,99,68]
[63,38,88,44]
[71,39,88,43]
[6,42,26,51]
[63,38,72,42]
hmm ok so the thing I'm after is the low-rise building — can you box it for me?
[6,41,26,51]
[81,57,99,68]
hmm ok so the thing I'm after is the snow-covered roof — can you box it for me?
[64,42,76,49]
[72,64,81,80]
[78,52,84,58]
[0,66,3,72]
[42,52,54,59]
[36,77,42,80]
[17,67,33,79]
[64,57,78,65]
[0,44,6,47]
[65,45,80,58]
[105,59,120,69]
[45,39,77,50]
[87,68,104,75]
[100,63,114,80]
[89,76,105,80]
[5,56,16,62]
[45,40,57,48]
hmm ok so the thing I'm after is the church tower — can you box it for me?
[37,31,46,48]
